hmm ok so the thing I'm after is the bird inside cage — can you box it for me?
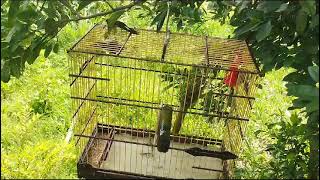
[160,64,224,135]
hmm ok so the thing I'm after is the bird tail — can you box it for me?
[172,107,186,135]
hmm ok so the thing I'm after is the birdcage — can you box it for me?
[68,22,261,179]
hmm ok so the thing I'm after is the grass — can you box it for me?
[1,21,92,179]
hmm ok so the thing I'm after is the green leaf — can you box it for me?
[254,129,263,137]
[151,10,167,32]
[287,152,295,161]
[286,84,319,98]
[255,21,272,42]
[8,0,21,26]
[257,1,282,13]
[44,44,53,58]
[1,0,7,6]
[290,98,308,109]
[53,43,59,53]
[1,61,11,83]
[157,11,167,32]
[234,21,262,37]
[139,4,152,13]
[305,99,319,113]
[238,1,250,13]
[5,26,17,43]
[177,19,183,30]
[308,66,319,83]
[44,18,58,36]
[17,5,38,22]
[45,1,59,18]
[77,0,93,11]
[299,0,316,16]
[9,56,23,78]
[275,3,288,13]
[107,10,125,30]
[283,71,314,85]
[27,42,42,65]
[310,14,319,29]
[296,9,308,35]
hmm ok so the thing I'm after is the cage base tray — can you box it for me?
[77,123,225,179]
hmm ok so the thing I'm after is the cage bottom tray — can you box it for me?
[77,123,225,179]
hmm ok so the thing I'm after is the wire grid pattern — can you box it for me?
[68,23,260,178]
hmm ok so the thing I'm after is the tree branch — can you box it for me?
[39,0,46,12]
[58,0,82,18]
[105,1,114,10]
[65,0,143,23]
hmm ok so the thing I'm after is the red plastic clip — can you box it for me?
[224,52,242,87]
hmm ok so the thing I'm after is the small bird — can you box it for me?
[154,104,173,152]
[172,66,208,135]
[114,21,138,35]
[105,20,138,35]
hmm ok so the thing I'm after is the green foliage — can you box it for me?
[0,0,112,82]
[1,140,77,179]
[1,21,90,179]
[235,68,307,179]
[30,89,53,115]
[206,1,319,178]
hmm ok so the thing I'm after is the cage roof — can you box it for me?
[69,23,261,74]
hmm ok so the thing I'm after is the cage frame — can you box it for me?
[68,22,261,179]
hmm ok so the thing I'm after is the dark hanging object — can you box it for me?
[184,147,238,160]
[155,104,173,153]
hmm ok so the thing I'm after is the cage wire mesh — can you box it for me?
[68,23,260,179]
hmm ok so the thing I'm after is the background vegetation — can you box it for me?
[1,0,319,179]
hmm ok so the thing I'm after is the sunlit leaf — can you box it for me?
[44,43,53,58]
[308,66,319,83]
[257,1,282,13]
[77,0,93,11]
[299,0,316,16]
[255,21,272,42]
[275,3,288,13]
[296,9,308,35]
[107,10,125,30]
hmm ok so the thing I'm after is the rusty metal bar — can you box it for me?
[75,107,97,146]
[245,40,264,77]
[205,36,209,66]
[72,82,96,119]
[70,56,95,86]
[97,123,222,144]
[80,126,99,163]
[74,134,232,160]
[71,96,250,121]
[96,95,229,115]
[68,24,99,52]
[116,32,132,55]
[138,28,244,43]
[95,62,224,80]
[69,49,262,75]
[192,166,224,173]
[69,74,110,82]
[98,129,116,167]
